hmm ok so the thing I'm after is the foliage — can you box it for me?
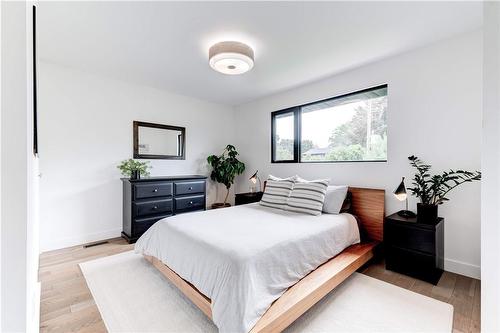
[323,98,387,161]
[275,137,294,160]
[326,144,364,161]
[117,159,151,177]
[364,135,387,160]
[407,155,481,205]
[328,98,387,151]
[300,139,315,154]
[207,145,245,204]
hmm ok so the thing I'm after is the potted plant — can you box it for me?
[407,155,481,223]
[207,145,245,209]
[117,159,151,179]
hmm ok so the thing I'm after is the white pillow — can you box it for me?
[296,176,331,183]
[286,178,329,216]
[268,174,298,182]
[322,185,348,214]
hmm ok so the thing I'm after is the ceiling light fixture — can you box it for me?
[209,41,254,75]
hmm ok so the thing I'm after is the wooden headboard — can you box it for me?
[261,181,385,242]
[348,187,385,242]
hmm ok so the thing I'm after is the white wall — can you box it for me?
[1,1,39,331]
[481,2,500,331]
[39,29,484,279]
[234,31,482,279]
[38,62,235,252]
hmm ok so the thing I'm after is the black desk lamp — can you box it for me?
[394,177,416,218]
[249,170,262,192]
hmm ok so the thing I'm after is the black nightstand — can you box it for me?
[384,213,444,285]
[235,192,263,206]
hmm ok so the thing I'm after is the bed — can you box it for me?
[135,187,384,333]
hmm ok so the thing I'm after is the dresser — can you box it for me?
[384,213,444,284]
[121,175,207,243]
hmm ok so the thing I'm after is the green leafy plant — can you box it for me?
[407,155,481,205]
[207,145,245,205]
[117,159,151,178]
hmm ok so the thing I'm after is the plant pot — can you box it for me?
[417,203,438,223]
[211,203,231,209]
[131,170,140,180]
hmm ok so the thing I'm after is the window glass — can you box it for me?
[273,111,295,161]
[300,87,387,162]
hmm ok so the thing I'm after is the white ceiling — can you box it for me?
[38,1,482,106]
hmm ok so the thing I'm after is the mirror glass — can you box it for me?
[134,121,185,159]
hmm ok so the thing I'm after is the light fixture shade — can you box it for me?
[393,177,407,201]
[209,41,254,75]
[249,170,258,183]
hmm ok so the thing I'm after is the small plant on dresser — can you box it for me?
[117,159,151,180]
[407,155,481,222]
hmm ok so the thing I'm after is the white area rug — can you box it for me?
[80,251,453,333]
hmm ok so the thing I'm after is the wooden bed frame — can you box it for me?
[144,186,385,332]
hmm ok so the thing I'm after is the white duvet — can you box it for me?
[135,203,360,333]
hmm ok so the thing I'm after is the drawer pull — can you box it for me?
[153,189,158,192]
[189,201,193,205]
[153,206,158,210]
[188,187,193,190]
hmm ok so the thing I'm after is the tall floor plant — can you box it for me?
[207,145,245,208]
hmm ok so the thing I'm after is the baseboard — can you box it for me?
[40,228,122,253]
[445,258,480,279]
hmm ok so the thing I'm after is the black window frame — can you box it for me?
[271,84,388,164]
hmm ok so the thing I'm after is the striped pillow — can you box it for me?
[286,179,329,215]
[259,178,294,210]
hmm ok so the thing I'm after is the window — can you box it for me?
[271,85,387,163]
[271,108,298,162]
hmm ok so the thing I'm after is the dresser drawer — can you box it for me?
[134,182,172,200]
[175,195,205,212]
[133,214,171,236]
[385,222,436,254]
[175,181,205,196]
[133,198,172,217]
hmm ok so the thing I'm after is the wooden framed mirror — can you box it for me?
[133,121,185,160]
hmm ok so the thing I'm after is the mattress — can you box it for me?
[135,203,360,333]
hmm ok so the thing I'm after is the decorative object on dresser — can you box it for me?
[392,177,416,218]
[133,121,186,160]
[407,155,481,223]
[384,212,444,285]
[121,175,207,243]
[207,144,245,209]
[117,159,151,180]
[235,191,263,206]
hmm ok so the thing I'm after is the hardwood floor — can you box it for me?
[39,238,133,332]
[361,262,480,333]
[39,238,480,333]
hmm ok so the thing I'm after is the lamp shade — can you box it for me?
[249,170,258,184]
[209,41,254,75]
[393,177,407,201]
